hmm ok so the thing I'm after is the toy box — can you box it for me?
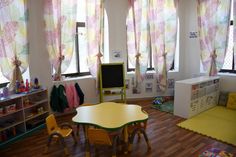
[199,147,234,157]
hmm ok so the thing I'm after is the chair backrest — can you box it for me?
[87,128,112,146]
[46,114,59,135]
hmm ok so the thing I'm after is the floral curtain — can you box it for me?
[44,0,77,81]
[0,0,28,89]
[149,0,178,91]
[126,0,149,88]
[86,0,104,83]
[198,0,231,76]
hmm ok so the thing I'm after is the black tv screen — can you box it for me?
[100,63,124,88]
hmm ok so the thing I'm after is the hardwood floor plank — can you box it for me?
[0,100,235,157]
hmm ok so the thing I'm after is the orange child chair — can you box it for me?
[86,128,120,157]
[45,114,77,156]
[127,109,151,152]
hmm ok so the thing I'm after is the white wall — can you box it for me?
[219,75,236,92]
[105,0,129,65]
[179,0,201,78]
[27,0,236,104]
[28,0,52,89]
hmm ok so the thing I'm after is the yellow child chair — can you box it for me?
[45,114,77,156]
[86,128,120,157]
[127,109,151,152]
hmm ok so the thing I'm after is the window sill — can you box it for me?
[127,69,179,75]
[53,75,93,83]
[218,72,236,77]
[200,72,236,77]
[0,82,9,89]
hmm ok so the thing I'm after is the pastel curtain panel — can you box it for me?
[149,0,178,91]
[127,0,149,87]
[197,0,231,76]
[0,0,28,89]
[44,0,77,81]
[86,0,104,83]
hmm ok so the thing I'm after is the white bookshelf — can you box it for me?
[174,76,220,118]
[0,89,49,146]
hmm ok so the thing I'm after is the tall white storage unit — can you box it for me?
[174,76,220,118]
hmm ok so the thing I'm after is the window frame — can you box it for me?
[219,20,236,74]
[0,82,9,89]
[127,50,175,72]
[126,20,177,72]
[62,22,91,77]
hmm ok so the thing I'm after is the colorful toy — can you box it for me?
[25,79,29,92]
[152,96,174,113]
[19,81,25,93]
[14,78,41,94]
[153,96,174,106]
[163,96,173,102]
[34,78,40,89]
[2,87,9,97]
[153,96,164,105]
[218,150,234,157]
[15,80,20,94]
[199,147,234,157]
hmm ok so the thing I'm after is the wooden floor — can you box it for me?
[1,99,236,157]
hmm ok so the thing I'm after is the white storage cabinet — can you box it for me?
[174,76,220,118]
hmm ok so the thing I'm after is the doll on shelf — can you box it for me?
[25,79,29,92]
[33,78,40,89]
[19,81,25,93]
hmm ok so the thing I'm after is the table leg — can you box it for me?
[84,125,90,157]
[123,126,128,154]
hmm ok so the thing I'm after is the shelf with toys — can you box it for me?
[0,97,24,118]
[0,122,25,143]
[0,78,49,147]
[0,108,24,118]
[23,99,48,110]
[25,113,48,131]
[25,111,49,122]
[0,120,25,132]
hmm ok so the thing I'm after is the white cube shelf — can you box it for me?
[174,76,220,118]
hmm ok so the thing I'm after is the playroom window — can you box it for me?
[127,5,179,72]
[62,0,109,77]
[219,0,236,74]
[0,69,9,88]
[127,15,179,72]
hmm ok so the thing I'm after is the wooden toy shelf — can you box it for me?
[0,88,49,147]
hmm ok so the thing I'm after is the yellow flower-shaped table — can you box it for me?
[72,102,149,155]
